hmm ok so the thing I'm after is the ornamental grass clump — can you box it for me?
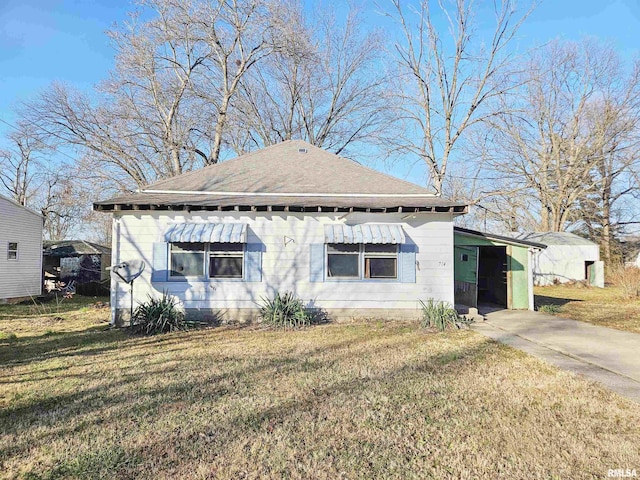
[419,298,468,331]
[131,292,191,335]
[259,291,312,329]
[537,304,562,314]
[610,265,640,299]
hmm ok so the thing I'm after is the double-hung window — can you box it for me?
[327,244,360,278]
[364,244,398,279]
[326,243,398,280]
[170,242,205,277]
[169,242,244,279]
[209,243,243,278]
[7,242,18,260]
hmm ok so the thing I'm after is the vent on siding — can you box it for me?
[298,148,308,153]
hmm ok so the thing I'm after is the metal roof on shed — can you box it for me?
[512,232,597,246]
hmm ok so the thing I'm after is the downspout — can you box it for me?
[111,216,121,326]
[527,248,535,311]
[506,245,513,310]
[474,246,479,309]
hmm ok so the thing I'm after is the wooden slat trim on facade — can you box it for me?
[94,203,469,214]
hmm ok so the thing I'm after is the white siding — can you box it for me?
[625,252,640,268]
[532,244,600,286]
[112,212,455,320]
[0,197,43,300]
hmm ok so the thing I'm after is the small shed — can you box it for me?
[454,227,546,311]
[514,232,604,287]
[43,240,111,292]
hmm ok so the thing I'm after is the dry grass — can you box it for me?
[610,265,640,299]
[1,299,640,479]
[0,295,110,339]
[535,284,640,334]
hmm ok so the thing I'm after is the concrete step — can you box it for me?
[455,304,485,323]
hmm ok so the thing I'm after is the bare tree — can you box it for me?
[389,0,532,195]
[22,0,281,190]
[484,40,640,238]
[38,174,82,240]
[580,96,640,261]
[0,121,51,206]
[229,4,393,158]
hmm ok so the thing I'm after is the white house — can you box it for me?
[624,249,640,268]
[514,232,604,287]
[0,194,44,303]
[94,141,469,325]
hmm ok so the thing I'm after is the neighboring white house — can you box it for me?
[0,194,44,303]
[514,232,604,287]
[624,249,640,268]
[94,140,469,325]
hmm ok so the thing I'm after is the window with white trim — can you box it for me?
[169,242,244,279]
[327,244,360,278]
[170,242,205,277]
[7,242,18,260]
[326,243,398,280]
[364,244,398,278]
[209,243,243,278]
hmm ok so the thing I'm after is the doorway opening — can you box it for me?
[585,261,595,283]
[477,246,508,308]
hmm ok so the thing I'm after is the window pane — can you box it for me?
[171,242,205,253]
[327,243,359,253]
[171,252,204,276]
[366,257,397,278]
[8,242,17,260]
[210,256,243,278]
[328,254,359,277]
[365,244,397,253]
[210,242,243,252]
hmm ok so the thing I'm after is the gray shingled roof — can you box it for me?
[43,240,111,257]
[513,232,596,246]
[94,140,468,213]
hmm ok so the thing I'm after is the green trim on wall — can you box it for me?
[454,232,530,310]
[454,245,477,283]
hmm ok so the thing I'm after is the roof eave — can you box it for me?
[94,202,469,215]
[454,226,547,249]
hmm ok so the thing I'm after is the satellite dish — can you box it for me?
[112,261,146,284]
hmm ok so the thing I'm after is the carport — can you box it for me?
[453,227,546,311]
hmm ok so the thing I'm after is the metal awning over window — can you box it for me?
[324,224,406,244]
[164,223,247,243]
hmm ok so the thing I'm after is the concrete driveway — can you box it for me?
[472,310,640,402]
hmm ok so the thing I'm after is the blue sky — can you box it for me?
[0,0,639,181]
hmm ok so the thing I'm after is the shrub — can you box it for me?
[537,304,561,314]
[609,265,640,299]
[131,293,191,335]
[258,291,312,329]
[0,332,17,343]
[419,299,469,331]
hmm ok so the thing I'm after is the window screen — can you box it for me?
[364,244,397,279]
[209,243,244,278]
[170,243,205,277]
[327,243,359,278]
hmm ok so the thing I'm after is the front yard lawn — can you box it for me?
[1,297,639,479]
[535,284,640,334]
